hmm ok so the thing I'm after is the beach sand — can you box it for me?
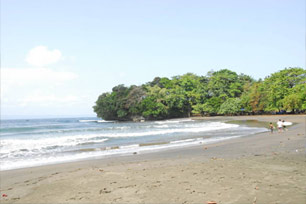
[0,115,305,204]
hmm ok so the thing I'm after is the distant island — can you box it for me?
[93,67,305,121]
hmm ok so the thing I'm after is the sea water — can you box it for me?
[0,117,267,171]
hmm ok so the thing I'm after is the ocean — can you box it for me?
[0,117,267,171]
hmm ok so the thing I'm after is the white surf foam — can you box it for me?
[154,118,193,124]
[0,134,245,171]
[0,122,238,155]
[0,135,109,154]
[98,122,239,138]
[0,120,267,171]
[79,120,114,123]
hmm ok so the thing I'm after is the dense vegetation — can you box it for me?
[94,67,306,121]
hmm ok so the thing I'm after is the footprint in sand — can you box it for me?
[118,185,136,189]
[113,197,122,201]
[99,188,111,194]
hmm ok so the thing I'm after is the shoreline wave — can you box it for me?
[0,128,266,171]
[0,117,267,171]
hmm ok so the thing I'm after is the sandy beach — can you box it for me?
[0,115,305,204]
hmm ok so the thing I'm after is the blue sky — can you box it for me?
[1,0,305,118]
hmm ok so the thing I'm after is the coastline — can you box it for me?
[0,115,305,203]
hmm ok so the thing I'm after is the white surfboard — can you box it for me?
[283,122,292,126]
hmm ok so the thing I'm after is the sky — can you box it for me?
[1,0,305,119]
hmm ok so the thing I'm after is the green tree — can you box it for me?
[93,67,306,121]
[218,98,241,115]
[171,73,202,116]
[262,67,306,112]
[166,87,190,117]
[125,85,146,115]
[282,94,302,113]
[246,81,266,113]
[139,85,168,119]
[93,93,117,120]
[202,97,224,115]
[282,83,306,112]
[140,96,168,119]
[207,69,244,99]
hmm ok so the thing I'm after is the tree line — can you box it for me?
[93,67,306,121]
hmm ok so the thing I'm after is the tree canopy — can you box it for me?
[93,67,306,121]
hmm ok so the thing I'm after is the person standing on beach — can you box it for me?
[269,122,275,134]
[282,120,287,131]
[277,119,283,133]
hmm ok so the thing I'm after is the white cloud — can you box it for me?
[2,67,77,83]
[1,67,78,97]
[25,46,62,67]
[21,92,78,106]
[118,72,126,78]
[1,68,80,114]
[1,46,89,117]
